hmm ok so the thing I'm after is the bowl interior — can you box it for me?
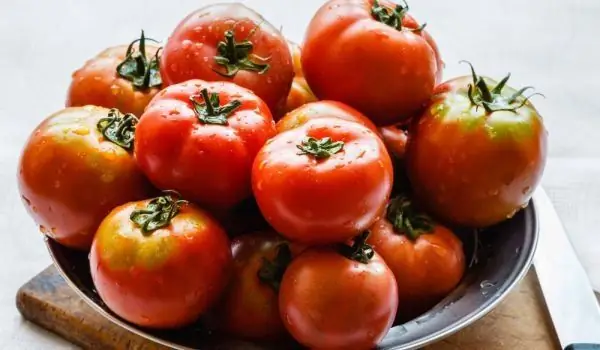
[47,202,537,350]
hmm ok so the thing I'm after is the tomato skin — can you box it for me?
[90,200,232,329]
[406,76,548,227]
[379,124,408,160]
[160,3,294,115]
[66,45,161,117]
[302,0,438,126]
[368,217,465,320]
[279,247,398,349]
[215,231,305,341]
[282,42,318,115]
[135,79,276,210]
[277,100,378,134]
[252,118,393,245]
[17,106,151,250]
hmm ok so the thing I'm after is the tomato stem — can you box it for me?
[460,61,543,114]
[116,30,162,90]
[189,88,242,125]
[257,243,293,291]
[97,109,138,151]
[213,29,270,77]
[130,190,188,235]
[339,231,375,264]
[296,137,344,159]
[386,195,434,240]
[371,0,425,32]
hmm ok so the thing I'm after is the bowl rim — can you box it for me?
[46,203,539,350]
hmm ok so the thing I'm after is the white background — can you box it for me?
[1,0,599,348]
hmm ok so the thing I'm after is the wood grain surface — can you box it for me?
[16,265,559,350]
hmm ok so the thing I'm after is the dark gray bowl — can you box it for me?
[46,201,538,350]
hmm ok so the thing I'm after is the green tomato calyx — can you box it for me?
[339,231,375,264]
[461,61,543,114]
[386,195,434,240]
[130,190,188,235]
[213,29,270,77]
[371,0,426,32]
[97,108,138,151]
[190,88,242,125]
[297,137,344,159]
[257,243,293,291]
[116,30,162,90]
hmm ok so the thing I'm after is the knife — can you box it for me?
[533,187,600,350]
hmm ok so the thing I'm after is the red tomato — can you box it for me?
[406,63,548,227]
[282,42,318,115]
[277,100,378,134]
[368,195,465,320]
[17,106,151,250]
[214,231,305,341]
[279,233,398,349]
[379,123,408,160]
[66,31,162,117]
[252,118,393,245]
[90,191,232,328]
[160,3,294,115]
[135,79,276,210]
[302,0,440,126]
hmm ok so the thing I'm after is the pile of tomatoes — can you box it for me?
[17,1,548,349]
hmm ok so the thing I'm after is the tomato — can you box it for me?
[66,31,162,117]
[279,232,398,349]
[302,0,440,126]
[368,195,465,320]
[135,79,276,211]
[283,42,318,115]
[214,231,305,341]
[406,63,548,227]
[90,191,232,328]
[379,123,408,160]
[276,100,378,134]
[252,118,393,245]
[160,3,294,115]
[17,106,151,250]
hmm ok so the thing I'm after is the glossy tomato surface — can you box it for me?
[252,118,393,245]
[368,196,465,320]
[302,0,440,126]
[279,242,398,349]
[90,195,232,329]
[160,3,294,115]
[66,33,162,117]
[282,41,317,116]
[18,106,150,250]
[214,231,304,341]
[380,123,409,160]
[277,100,378,134]
[406,71,548,227]
[135,79,276,210]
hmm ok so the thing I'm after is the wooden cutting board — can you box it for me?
[16,265,559,350]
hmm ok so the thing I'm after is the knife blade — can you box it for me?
[533,187,600,350]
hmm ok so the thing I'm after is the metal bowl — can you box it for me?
[46,201,538,350]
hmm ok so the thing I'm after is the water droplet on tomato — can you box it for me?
[194,26,203,33]
[170,63,178,72]
[54,180,60,188]
[203,57,209,63]
[93,76,101,81]
[32,206,38,213]
[110,84,120,96]
[182,39,192,49]
[39,225,48,234]
[521,186,531,195]
[21,196,31,206]
[267,77,272,84]
[487,189,499,196]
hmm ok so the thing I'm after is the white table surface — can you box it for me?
[1,0,598,348]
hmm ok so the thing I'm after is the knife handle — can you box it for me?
[565,344,600,350]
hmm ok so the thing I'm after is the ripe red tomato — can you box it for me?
[90,191,232,329]
[406,63,548,227]
[160,3,294,115]
[368,195,465,320]
[135,79,276,211]
[283,42,317,115]
[66,31,162,117]
[214,231,305,341]
[276,100,378,134]
[302,0,440,126]
[252,118,393,245]
[17,106,151,250]
[380,123,409,160]
[279,233,398,349]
